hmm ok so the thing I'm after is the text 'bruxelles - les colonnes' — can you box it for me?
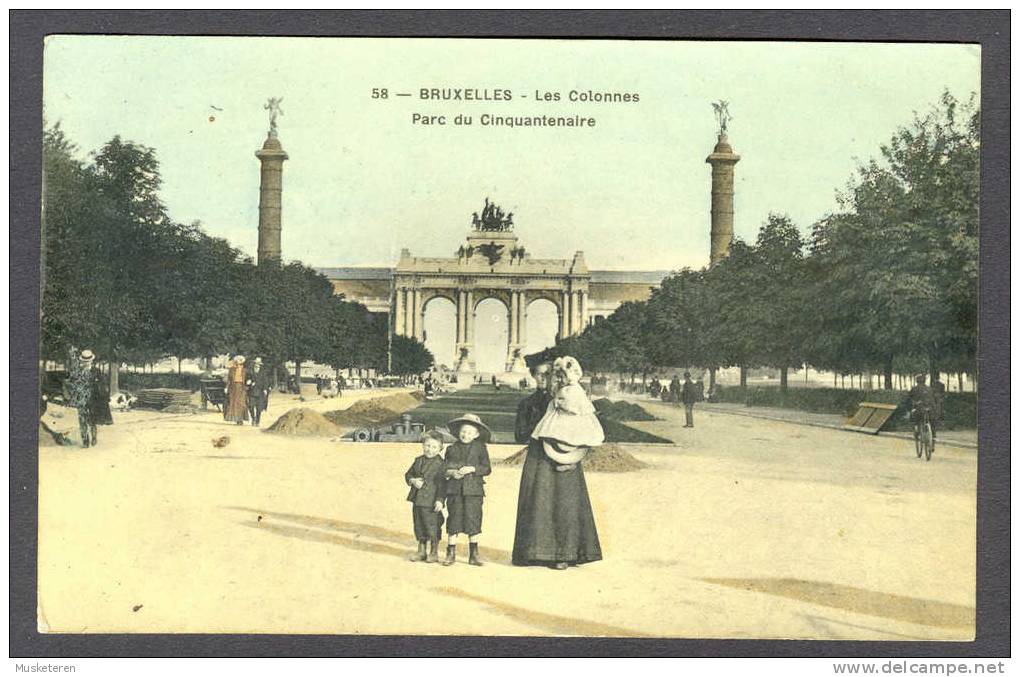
[416,88,641,103]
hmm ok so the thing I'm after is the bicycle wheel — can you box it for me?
[915,428,923,458]
[922,422,934,461]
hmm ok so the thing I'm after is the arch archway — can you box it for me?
[422,296,457,370]
[525,298,559,357]
[473,297,509,374]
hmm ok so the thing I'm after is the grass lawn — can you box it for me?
[411,385,672,444]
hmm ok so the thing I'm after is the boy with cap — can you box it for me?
[442,413,493,566]
[404,430,448,563]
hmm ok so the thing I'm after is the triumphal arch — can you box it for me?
[392,200,592,372]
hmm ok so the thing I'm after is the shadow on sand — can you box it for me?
[702,577,974,630]
[225,506,512,564]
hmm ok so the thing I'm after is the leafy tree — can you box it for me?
[390,335,434,375]
[748,214,808,390]
[808,91,979,387]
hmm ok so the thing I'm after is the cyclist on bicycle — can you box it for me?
[906,374,937,440]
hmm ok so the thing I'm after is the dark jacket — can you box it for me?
[515,390,552,443]
[405,454,447,506]
[907,384,935,412]
[245,365,272,409]
[443,439,492,497]
[681,379,699,405]
[88,367,113,425]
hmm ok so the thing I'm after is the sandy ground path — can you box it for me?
[38,389,975,638]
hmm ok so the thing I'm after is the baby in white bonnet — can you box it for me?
[530,356,605,469]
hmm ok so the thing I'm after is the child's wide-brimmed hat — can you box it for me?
[79,349,95,363]
[235,355,246,364]
[447,413,491,442]
[542,438,590,465]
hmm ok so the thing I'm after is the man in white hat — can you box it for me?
[68,349,98,447]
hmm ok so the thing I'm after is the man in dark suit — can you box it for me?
[245,357,271,426]
[681,371,699,428]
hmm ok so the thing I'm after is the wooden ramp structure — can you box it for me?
[843,401,899,434]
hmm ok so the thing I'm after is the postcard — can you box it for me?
[37,36,979,639]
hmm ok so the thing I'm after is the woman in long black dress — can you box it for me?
[511,361,602,570]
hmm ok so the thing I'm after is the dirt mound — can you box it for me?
[39,421,71,447]
[266,408,343,436]
[324,391,423,428]
[593,398,657,421]
[501,443,646,473]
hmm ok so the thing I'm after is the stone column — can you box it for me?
[509,292,519,346]
[580,290,589,330]
[455,290,465,344]
[402,289,411,336]
[412,290,424,341]
[563,289,571,338]
[573,291,583,335]
[706,133,741,266]
[394,286,405,337]
[255,135,288,265]
[518,293,528,346]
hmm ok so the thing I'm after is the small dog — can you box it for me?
[110,393,136,412]
[211,436,231,448]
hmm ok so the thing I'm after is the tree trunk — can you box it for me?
[109,354,120,395]
[958,372,964,393]
[928,354,939,388]
[178,356,183,375]
[833,372,838,388]
[840,374,845,389]
[739,365,748,388]
[779,367,788,392]
[709,367,717,388]
[295,360,303,394]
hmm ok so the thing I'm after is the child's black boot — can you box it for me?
[409,540,427,562]
[468,542,483,566]
[426,539,439,563]
[442,544,456,566]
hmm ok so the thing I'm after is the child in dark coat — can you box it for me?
[442,413,492,567]
[404,430,448,563]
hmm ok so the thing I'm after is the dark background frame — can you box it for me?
[9,10,1010,658]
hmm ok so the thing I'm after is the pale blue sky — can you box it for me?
[43,37,980,272]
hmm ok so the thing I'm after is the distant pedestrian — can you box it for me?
[68,349,111,447]
[681,371,699,428]
[669,375,681,406]
[245,357,270,426]
[223,355,248,425]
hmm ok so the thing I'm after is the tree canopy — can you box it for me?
[41,126,433,387]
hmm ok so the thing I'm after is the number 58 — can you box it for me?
[372,88,388,99]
